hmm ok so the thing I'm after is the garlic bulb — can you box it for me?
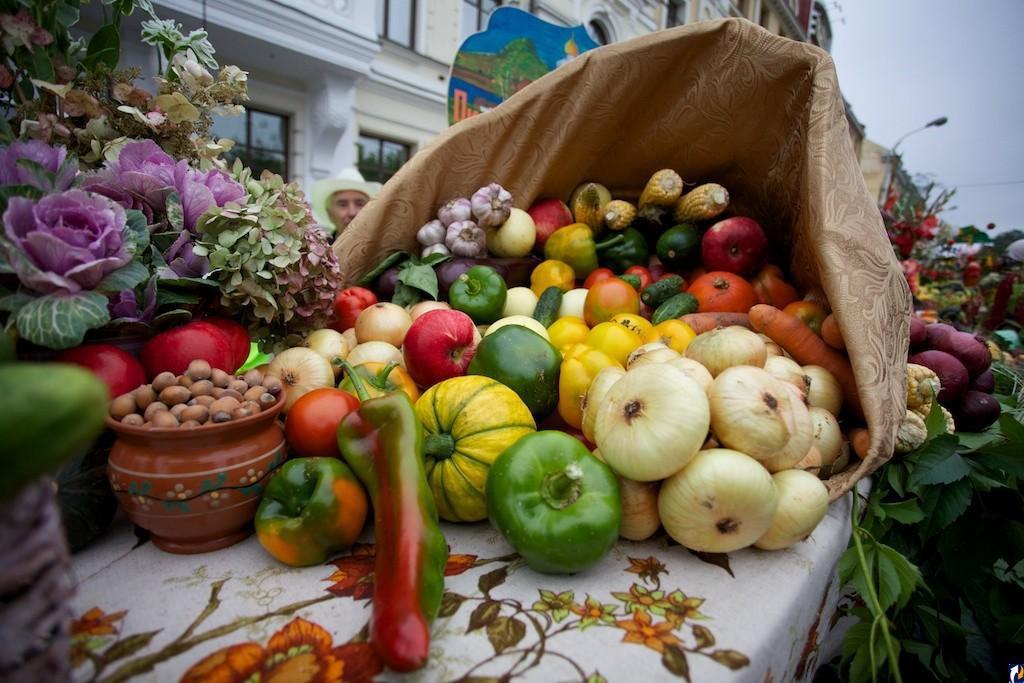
[708,366,813,472]
[594,449,660,541]
[666,357,714,393]
[754,470,829,550]
[764,356,810,394]
[809,407,842,467]
[684,326,767,377]
[627,342,679,369]
[422,243,450,258]
[582,366,626,443]
[445,220,487,257]
[471,183,513,228]
[595,364,710,482]
[803,365,843,416]
[659,448,778,553]
[437,197,473,226]
[416,219,446,246]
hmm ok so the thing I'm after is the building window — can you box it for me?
[587,19,610,45]
[357,134,411,184]
[667,1,687,27]
[383,0,417,48]
[462,0,500,41]
[210,107,289,179]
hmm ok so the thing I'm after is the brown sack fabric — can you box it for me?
[332,18,911,501]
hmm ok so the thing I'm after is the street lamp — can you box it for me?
[891,116,948,155]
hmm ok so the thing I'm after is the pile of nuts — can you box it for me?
[109,360,284,429]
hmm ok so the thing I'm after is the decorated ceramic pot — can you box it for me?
[106,395,287,554]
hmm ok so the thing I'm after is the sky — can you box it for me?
[829,0,1024,235]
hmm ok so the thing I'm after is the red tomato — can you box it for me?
[783,301,829,335]
[624,266,653,291]
[285,388,360,457]
[584,278,640,326]
[57,344,146,399]
[583,267,616,290]
[332,287,377,332]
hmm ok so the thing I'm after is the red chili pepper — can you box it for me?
[333,287,377,331]
[624,265,653,291]
[583,267,615,289]
[984,273,1018,331]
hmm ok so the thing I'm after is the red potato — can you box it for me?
[909,350,968,404]
[969,369,995,394]
[952,391,1001,432]
[909,315,927,348]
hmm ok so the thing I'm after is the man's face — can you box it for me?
[327,190,369,231]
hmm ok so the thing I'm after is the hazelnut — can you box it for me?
[211,368,231,388]
[177,374,194,388]
[232,406,256,420]
[209,397,240,415]
[152,372,178,393]
[187,359,212,381]
[110,393,137,419]
[211,410,233,423]
[180,420,202,429]
[243,369,264,387]
[229,379,249,395]
[243,385,267,402]
[194,395,215,407]
[190,379,214,396]
[170,403,188,418]
[159,385,191,406]
[150,411,180,428]
[181,404,210,424]
[221,389,244,402]
[257,393,277,409]
[144,402,169,421]
[121,414,145,426]
[240,400,262,414]
[261,376,284,396]
[134,385,157,409]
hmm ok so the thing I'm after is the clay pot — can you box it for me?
[106,394,287,554]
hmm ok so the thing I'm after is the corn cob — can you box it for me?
[603,200,637,231]
[638,169,683,209]
[570,182,612,231]
[672,183,730,223]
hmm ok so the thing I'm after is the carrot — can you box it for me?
[849,427,870,461]
[820,314,846,350]
[679,312,751,334]
[748,304,863,419]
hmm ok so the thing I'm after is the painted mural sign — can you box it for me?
[447,7,600,126]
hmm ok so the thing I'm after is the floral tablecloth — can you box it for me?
[69,491,858,683]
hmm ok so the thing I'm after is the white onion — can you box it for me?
[502,287,539,318]
[558,289,588,320]
[809,407,842,467]
[803,365,843,416]
[684,326,767,377]
[666,357,714,393]
[347,341,404,369]
[594,449,660,541]
[304,328,349,378]
[484,315,549,340]
[266,347,336,413]
[355,302,412,348]
[581,366,626,443]
[627,342,679,369]
[764,356,809,394]
[659,448,779,553]
[754,470,829,550]
[408,300,451,320]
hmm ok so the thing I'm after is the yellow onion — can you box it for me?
[754,470,829,550]
[659,448,778,553]
[595,364,709,482]
[709,366,813,472]
[303,328,349,378]
[266,347,336,413]
[581,366,626,443]
[627,342,679,369]
[355,302,412,347]
[809,407,842,467]
[684,326,767,377]
[803,365,843,416]
[667,357,714,393]
[347,341,404,368]
[594,448,660,541]
[764,356,809,395]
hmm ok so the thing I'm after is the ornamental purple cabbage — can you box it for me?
[0,140,76,191]
[108,278,157,322]
[163,229,209,278]
[1,190,130,295]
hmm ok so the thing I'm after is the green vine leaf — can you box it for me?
[879,500,925,525]
[919,479,973,539]
[485,616,525,655]
[908,434,967,488]
[876,545,921,611]
[466,600,500,633]
[660,644,690,679]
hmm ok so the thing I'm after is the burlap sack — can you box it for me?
[332,18,911,501]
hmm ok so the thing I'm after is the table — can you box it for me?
[69,492,857,683]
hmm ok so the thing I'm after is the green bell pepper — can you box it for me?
[543,224,624,279]
[486,430,621,574]
[598,227,649,273]
[255,457,368,567]
[448,265,507,323]
[336,361,448,672]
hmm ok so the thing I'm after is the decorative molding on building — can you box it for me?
[308,73,357,180]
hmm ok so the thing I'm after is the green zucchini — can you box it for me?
[652,293,699,325]
[619,274,642,290]
[641,275,685,307]
[533,286,564,328]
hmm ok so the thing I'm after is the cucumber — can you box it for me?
[652,293,699,325]
[619,274,642,290]
[641,275,685,307]
[533,286,564,328]
[656,223,701,270]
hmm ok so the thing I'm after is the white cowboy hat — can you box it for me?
[1007,238,1024,262]
[310,167,382,228]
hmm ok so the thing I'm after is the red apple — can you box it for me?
[527,198,573,253]
[140,321,236,379]
[202,316,251,372]
[701,216,768,276]
[402,309,478,388]
[57,344,147,399]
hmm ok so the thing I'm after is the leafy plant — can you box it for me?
[834,396,1024,681]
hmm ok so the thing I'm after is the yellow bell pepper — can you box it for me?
[585,322,642,367]
[610,313,653,337]
[543,223,624,279]
[643,319,696,354]
[558,343,622,429]
[530,259,575,297]
[548,316,589,350]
